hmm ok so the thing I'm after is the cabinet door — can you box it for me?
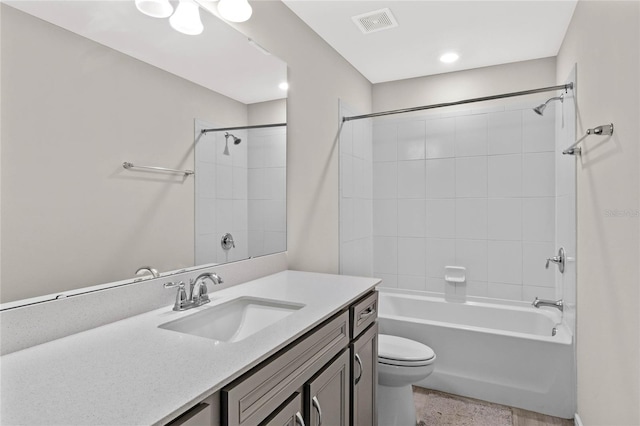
[261,393,305,426]
[305,350,350,426]
[351,322,378,426]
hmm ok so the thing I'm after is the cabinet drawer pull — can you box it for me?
[295,412,306,426]
[354,353,363,385]
[312,396,322,426]
[358,307,375,320]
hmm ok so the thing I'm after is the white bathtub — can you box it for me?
[378,289,575,418]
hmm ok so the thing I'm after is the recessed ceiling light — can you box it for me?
[279,82,289,91]
[440,52,459,63]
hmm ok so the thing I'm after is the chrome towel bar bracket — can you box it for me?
[563,123,614,155]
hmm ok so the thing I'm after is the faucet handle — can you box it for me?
[165,281,189,311]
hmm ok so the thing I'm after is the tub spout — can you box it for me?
[532,297,564,312]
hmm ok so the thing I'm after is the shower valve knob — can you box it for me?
[221,233,235,250]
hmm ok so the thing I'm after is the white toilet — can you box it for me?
[378,334,436,426]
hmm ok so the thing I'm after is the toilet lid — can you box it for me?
[378,334,435,363]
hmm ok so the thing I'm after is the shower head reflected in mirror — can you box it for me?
[222,132,242,156]
[533,94,564,116]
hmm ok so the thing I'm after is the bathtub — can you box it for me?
[378,289,575,418]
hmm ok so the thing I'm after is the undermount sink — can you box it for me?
[159,297,305,343]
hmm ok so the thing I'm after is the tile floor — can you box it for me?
[414,387,574,426]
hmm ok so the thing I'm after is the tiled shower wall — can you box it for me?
[247,126,287,258]
[339,103,373,277]
[195,121,249,265]
[370,103,558,302]
[196,122,287,265]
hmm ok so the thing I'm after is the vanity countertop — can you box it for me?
[0,270,379,425]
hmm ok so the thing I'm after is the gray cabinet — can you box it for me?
[212,290,378,426]
[261,393,304,426]
[305,350,351,426]
[351,323,378,426]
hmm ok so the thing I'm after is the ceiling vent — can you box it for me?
[352,8,398,34]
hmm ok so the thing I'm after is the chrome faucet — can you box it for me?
[164,272,223,311]
[532,297,564,312]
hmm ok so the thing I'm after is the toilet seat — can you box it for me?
[378,334,435,367]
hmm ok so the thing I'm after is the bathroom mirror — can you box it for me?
[0,1,287,306]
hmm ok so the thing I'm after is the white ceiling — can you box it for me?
[283,0,578,84]
[5,1,287,104]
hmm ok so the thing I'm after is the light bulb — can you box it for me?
[135,0,174,18]
[218,0,253,23]
[170,0,204,35]
[279,82,289,91]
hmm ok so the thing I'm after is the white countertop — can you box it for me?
[0,271,379,425]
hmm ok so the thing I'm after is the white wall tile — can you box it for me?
[523,152,555,197]
[216,199,233,235]
[353,120,370,160]
[373,236,397,274]
[263,231,286,255]
[488,240,522,284]
[426,158,455,199]
[376,273,398,289]
[248,200,264,231]
[263,199,286,232]
[397,237,426,276]
[373,162,397,199]
[522,285,556,302]
[455,239,488,282]
[455,114,488,157]
[397,275,426,291]
[523,197,555,242]
[354,198,371,240]
[232,199,248,231]
[426,117,455,159]
[455,156,488,198]
[248,230,265,257]
[196,163,216,197]
[263,134,287,168]
[488,282,522,301]
[425,238,455,278]
[232,167,248,200]
[397,121,426,160]
[425,277,446,293]
[397,160,426,198]
[340,155,353,198]
[488,198,522,241]
[523,108,555,152]
[216,164,233,199]
[455,198,487,239]
[523,242,555,287]
[466,281,489,297]
[488,154,522,197]
[373,123,397,162]
[340,120,353,156]
[340,198,354,242]
[488,110,522,155]
[195,234,216,266]
[426,199,456,238]
[196,197,216,235]
[340,240,358,276]
[353,157,367,198]
[248,168,265,200]
[373,199,397,236]
[398,199,426,237]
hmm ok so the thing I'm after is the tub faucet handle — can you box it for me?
[545,247,566,273]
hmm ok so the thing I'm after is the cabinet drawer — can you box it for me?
[350,291,378,339]
[222,311,350,426]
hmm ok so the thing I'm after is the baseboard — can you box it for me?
[575,413,584,426]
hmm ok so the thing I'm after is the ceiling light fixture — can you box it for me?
[217,0,253,23]
[135,0,174,18]
[279,82,289,91]
[440,52,460,64]
[170,0,204,35]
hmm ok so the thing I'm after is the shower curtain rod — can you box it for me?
[201,122,286,134]
[342,83,573,122]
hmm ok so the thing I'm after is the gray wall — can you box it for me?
[0,5,247,302]
[557,1,640,423]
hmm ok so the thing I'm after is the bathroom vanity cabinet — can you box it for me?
[217,290,378,426]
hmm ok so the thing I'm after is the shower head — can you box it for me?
[533,94,564,116]
[225,132,242,145]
